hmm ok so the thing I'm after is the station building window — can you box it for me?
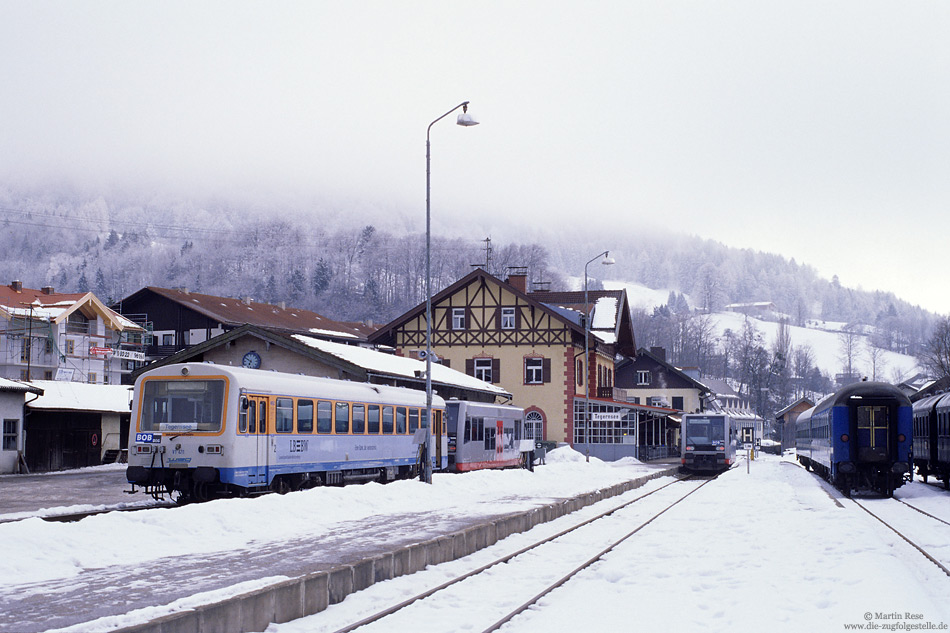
[501,307,515,330]
[452,308,466,330]
[2,420,17,451]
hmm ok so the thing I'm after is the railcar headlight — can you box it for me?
[716,446,725,451]
[840,434,849,442]
[897,434,906,443]
[685,446,694,451]
[205,444,223,455]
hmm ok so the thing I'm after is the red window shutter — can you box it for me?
[491,358,500,383]
[465,358,474,376]
[542,358,551,383]
[441,358,451,369]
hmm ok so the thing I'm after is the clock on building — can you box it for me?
[242,351,262,369]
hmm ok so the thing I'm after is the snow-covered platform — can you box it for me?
[0,450,676,633]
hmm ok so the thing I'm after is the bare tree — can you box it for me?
[837,323,862,380]
[864,338,888,381]
[919,316,950,379]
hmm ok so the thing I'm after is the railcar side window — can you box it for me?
[335,402,350,434]
[464,417,471,442]
[421,408,428,429]
[298,400,314,433]
[368,405,381,434]
[382,406,394,434]
[317,401,332,434]
[396,407,407,434]
[239,403,248,433]
[352,404,366,434]
[258,402,267,434]
[248,401,256,434]
[409,408,419,433]
[276,398,294,433]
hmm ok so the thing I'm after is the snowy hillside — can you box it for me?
[606,280,920,381]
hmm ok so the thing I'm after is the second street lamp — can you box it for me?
[583,250,615,463]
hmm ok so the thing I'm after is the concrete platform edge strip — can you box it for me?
[108,467,679,633]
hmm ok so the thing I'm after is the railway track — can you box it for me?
[851,497,950,578]
[323,472,717,633]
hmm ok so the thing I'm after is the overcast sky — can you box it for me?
[2,2,949,313]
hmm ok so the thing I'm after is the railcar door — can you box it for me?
[855,404,889,462]
[434,410,444,467]
[246,395,270,485]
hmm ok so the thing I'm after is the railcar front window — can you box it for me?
[685,417,725,447]
[140,379,225,433]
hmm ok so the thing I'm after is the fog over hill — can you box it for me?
[0,186,937,370]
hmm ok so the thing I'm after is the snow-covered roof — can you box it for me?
[0,377,43,395]
[25,381,133,413]
[291,335,511,397]
[591,296,618,330]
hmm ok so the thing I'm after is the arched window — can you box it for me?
[525,411,544,441]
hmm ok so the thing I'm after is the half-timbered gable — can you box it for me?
[370,269,592,445]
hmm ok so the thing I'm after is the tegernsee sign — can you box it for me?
[592,412,623,421]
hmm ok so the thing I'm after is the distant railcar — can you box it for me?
[127,363,448,502]
[681,413,737,473]
[796,381,912,497]
[912,393,950,489]
[444,400,535,472]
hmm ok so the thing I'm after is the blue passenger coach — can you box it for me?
[796,381,912,497]
[127,363,448,502]
[912,392,950,489]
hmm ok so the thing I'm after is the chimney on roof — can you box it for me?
[10,280,22,292]
[41,286,54,295]
[505,270,527,294]
[650,347,666,362]
[242,297,253,305]
[279,301,286,310]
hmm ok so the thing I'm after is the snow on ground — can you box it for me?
[0,448,655,588]
[8,449,949,633]
[264,452,950,633]
[603,279,679,311]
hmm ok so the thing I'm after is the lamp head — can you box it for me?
[602,252,615,266]
[457,103,479,127]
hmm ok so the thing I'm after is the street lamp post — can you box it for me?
[583,251,615,463]
[424,101,479,484]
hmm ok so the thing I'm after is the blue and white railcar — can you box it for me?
[681,413,737,472]
[795,381,912,497]
[127,363,448,502]
[444,400,535,472]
